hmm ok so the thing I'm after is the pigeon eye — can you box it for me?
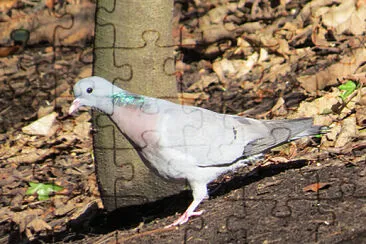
[86,87,93,94]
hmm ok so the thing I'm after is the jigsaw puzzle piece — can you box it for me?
[94,31,176,97]
[225,193,279,243]
[285,198,336,243]
[314,162,366,200]
[181,107,245,166]
[49,1,95,47]
[308,161,366,242]
[93,112,140,207]
[183,196,251,243]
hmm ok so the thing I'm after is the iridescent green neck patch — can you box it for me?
[110,92,145,107]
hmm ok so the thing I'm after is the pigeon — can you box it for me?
[69,76,324,227]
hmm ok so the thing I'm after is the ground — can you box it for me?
[0,0,365,243]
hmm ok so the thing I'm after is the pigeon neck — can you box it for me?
[110,91,145,108]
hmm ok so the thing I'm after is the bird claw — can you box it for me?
[164,210,204,228]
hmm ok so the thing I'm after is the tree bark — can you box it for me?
[93,0,184,211]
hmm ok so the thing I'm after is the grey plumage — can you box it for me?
[69,76,324,227]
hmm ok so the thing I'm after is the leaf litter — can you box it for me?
[0,0,366,242]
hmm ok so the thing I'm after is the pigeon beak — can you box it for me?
[69,98,81,115]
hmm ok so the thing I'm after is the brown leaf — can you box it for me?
[26,218,52,240]
[178,92,209,106]
[0,0,18,13]
[11,209,43,233]
[54,202,76,217]
[187,74,219,91]
[335,116,358,147]
[73,121,91,139]
[303,182,331,192]
[77,65,93,79]
[37,105,55,119]
[2,3,95,46]
[356,106,366,126]
[0,46,21,57]
[298,48,366,93]
[322,0,366,36]
[213,55,258,85]
[7,148,58,164]
[45,0,55,11]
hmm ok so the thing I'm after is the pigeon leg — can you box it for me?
[165,182,207,228]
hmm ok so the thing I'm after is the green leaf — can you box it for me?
[339,80,357,101]
[26,182,63,201]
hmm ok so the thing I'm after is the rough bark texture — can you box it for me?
[93,0,184,211]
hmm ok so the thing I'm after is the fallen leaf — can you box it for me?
[73,121,91,139]
[26,218,52,240]
[0,46,21,57]
[27,218,52,232]
[291,89,340,125]
[0,0,18,13]
[77,65,93,79]
[26,182,64,201]
[303,182,331,192]
[54,201,76,217]
[339,80,357,101]
[297,48,366,94]
[178,92,209,105]
[213,53,258,85]
[356,106,366,126]
[335,116,358,147]
[322,0,366,36]
[37,105,55,119]
[187,74,219,91]
[45,0,56,11]
[6,148,58,164]
[22,112,58,136]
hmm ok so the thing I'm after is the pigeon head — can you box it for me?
[69,76,122,115]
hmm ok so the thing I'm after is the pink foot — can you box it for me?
[164,210,204,228]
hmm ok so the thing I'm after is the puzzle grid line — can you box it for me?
[2,1,365,243]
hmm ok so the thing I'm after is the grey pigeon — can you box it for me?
[69,76,324,227]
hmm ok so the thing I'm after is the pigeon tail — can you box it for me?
[291,124,328,140]
[243,118,323,157]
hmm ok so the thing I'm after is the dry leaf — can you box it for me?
[2,3,95,46]
[178,92,209,105]
[45,0,56,11]
[7,148,58,164]
[73,121,91,139]
[322,0,366,36]
[213,53,258,84]
[356,106,366,126]
[37,105,55,119]
[54,202,76,217]
[0,46,21,57]
[291,89,340,126]
[270,97,287,116]
[298,48,366,94]
[303,182,331,192]
[335,116,358,147]
[0,0,18,13]
[77,65,93,79]
[187,74,219,91]
[22,112,58,136]
[26,218,52,240]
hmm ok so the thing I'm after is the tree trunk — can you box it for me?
[92,0,184,211]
